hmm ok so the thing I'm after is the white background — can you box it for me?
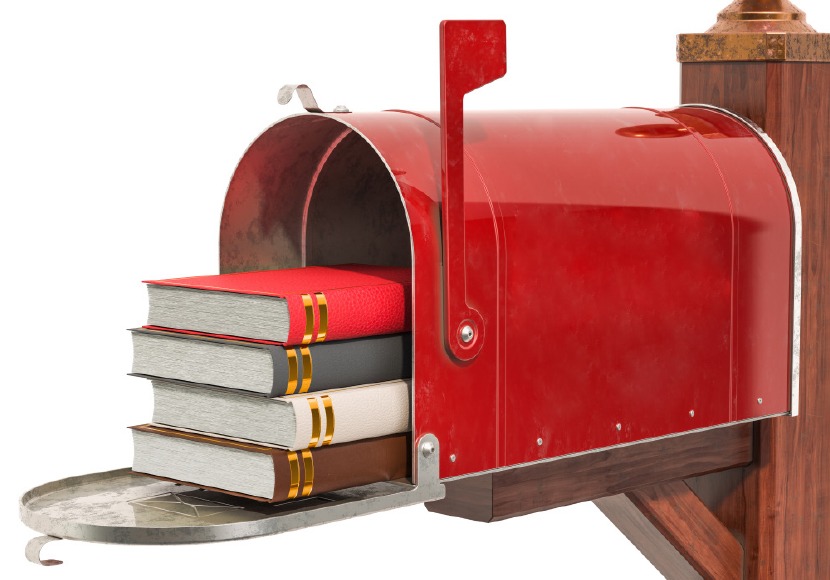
[2,1,828,578]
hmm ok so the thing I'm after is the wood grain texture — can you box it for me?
[626,481,744,580]
[491,425,752,521]
[679,61,830,579]
[686,465,747,545]
[425,473,493,522]
[427,424,752,522]
[681,63,767,128]
[595,494,703,580]
[754,61,830,580]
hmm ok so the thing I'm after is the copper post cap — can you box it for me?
[708,1,816,33]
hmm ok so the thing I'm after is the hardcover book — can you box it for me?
[131,425,410,503]
[131,327,412,396]
[148,378,411,450]
[144,264,411,344]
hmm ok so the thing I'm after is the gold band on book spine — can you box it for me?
[308,397,321,447]
[322,395,335,445]
[301,294,314,345]
[299,347,313,393]
[300,449,314,497]
[286,451,300,500]
[315,292,328,342]
[285,348,299,395]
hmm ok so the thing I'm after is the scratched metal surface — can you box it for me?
[20,435,443,545]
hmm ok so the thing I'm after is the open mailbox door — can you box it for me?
[20,19,800,565]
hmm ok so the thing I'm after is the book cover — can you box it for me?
[131,327,412,396]
[131,425,410,503]
[145,264,411,344]
[149,378,411,450]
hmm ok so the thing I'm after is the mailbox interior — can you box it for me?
[220,115,411,272]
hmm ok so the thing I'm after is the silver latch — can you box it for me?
[278,84,350,113]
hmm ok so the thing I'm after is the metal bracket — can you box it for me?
[278,84,350,113]
[25,535,63,566]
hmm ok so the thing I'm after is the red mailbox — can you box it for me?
[20,17,804,566]
[220,21,800,479]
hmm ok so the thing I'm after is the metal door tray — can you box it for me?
[20,435,443,565]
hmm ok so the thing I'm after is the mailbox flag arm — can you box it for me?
[439,20,507,361]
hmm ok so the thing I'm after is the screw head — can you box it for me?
[537,438,543,446]
[333,105,350,113]
[758,398,763,404]
[616,423,622,431]
[689,410,695,417]
[449,454,457,463]
[421,441,435,457]
[460,325,475,343]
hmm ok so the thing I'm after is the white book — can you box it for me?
[150,378,411,451]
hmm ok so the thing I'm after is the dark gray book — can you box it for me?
[130,328,411,396]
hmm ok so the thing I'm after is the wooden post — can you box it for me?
[598,2,830,577]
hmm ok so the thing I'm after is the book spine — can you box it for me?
[283,282,412,346]
[269,434,410,502]
[290,380,411,450]
[270,333,412,397]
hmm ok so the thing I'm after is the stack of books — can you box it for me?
[129,264,413,503]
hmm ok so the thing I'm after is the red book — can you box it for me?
[144,264,411,345]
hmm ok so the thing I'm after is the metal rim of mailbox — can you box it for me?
[287,110,424,445]
[253,110,420,448]
[681,104,802,418]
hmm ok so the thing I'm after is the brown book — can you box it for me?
[130,425,410,503]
